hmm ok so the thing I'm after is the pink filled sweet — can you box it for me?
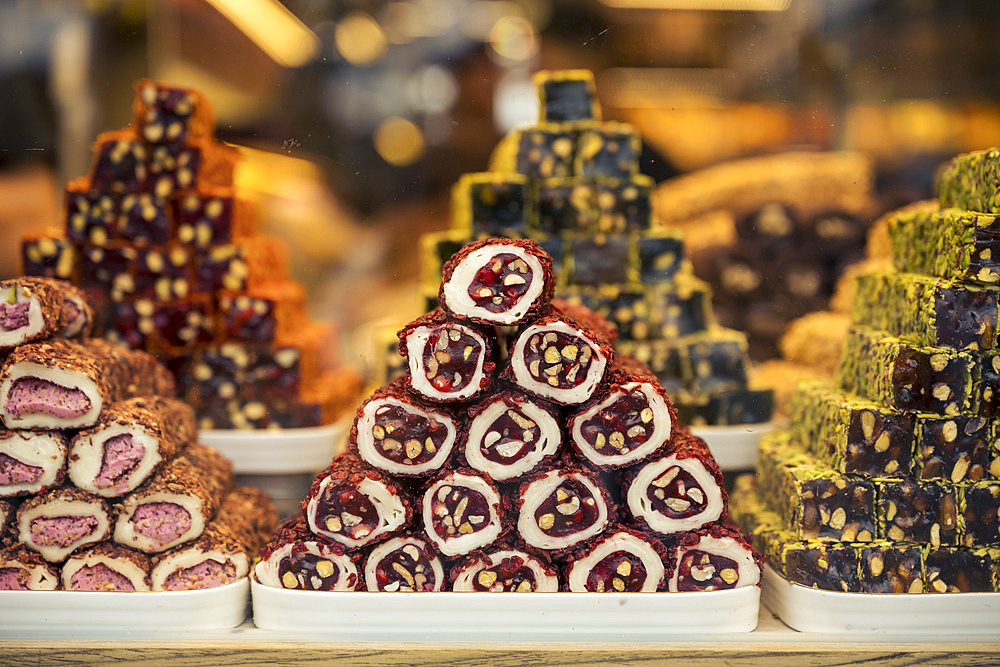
[93,434,145,492]
[0,453,43,485]
[68,563,136,592]
[30,515,99,547]
[0,567,30,590]
[0,302,30,331]
[5,377,91,419]
[130,502,192,548]
[162,559,237,591]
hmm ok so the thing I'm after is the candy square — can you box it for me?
[64,180,117,246]
[574,123,640,179]
[534,69,599,123]
[90,131,148,192]
[116,192,172,246]
[594,176,653,233]
[859,543,924,594]
[915,415,991,483]
[876,478,959,546]
[451,173,529,237]
[962,482,1000,546]
[923,546,999,593]
[533,178,596,235]
[566,234,630,285]
[22,230,75,280]
[131,245,192,301]
[636,229,685,284]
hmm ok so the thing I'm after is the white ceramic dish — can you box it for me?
[690,421,776,471]
[762,564,1000,635]
[0,578,248,634]
[251,580,760,641]
[200,420,348,474]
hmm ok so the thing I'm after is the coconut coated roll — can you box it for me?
[305,456,411,549]
[564,527,668,592]
[62,542,152,591]
[422,469,504,557]
[667,523,762,592]
[397,309,495,403]
[450,545,559,592]
[0,544,60,590]
[439,238,555,326]
[69,396,195,498]
[363,534,445,591]
[0,429,67,497]
[17,486,111,562]
[114,443,234,553]
[0,278,65,349]
[462,390,562,482]
[255,517,361,591]
[515,466,614,554]
[349,378,458,477]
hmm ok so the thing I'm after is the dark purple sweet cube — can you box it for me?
[116,192,172,245]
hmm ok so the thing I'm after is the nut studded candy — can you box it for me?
[889,206,1000,284]
[781,540,862,592]
[914,414,990,483]
[667,523,762,592]
[132,78,214,146]
[451,172,530,238]
[131,246,193,302]
[923,546,1000,593]
[461,390,562,483]
[397,309,495,403]
[174,188,257,247]
[364,534,445,592]
[438,238,555,326]
[421,470,503,558]
[936,148,1000,215]
[566,233,630,285]
[0,544,60,590]
[78,244,136,299]
[491,125,579,179]
[859,543,925,594]
[574,123,641,179]
[193,235,288,293]
[218,281,306,344]
[565,527,669,593]
[64,179,117,246]
[0,497,17,535]
[961,482,1000,546]
[22,229,75,282]
[533,178,597,235]
[875,478,959,546]
[515,466,614,555]
[89,130,148,193]
[116,192,172,246]
[594,177,654,234]
[255,517,361,591]
[61,542,152,591]
[450,545,559,592]
[534,69,600,123]
[0,430,67,498]
[349,378,459,477]
[146,142,201,199]
[304,456,411,550]
[17,486,111,562]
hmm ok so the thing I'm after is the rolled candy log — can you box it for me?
[348,377,459,477]
[515,466,614,555]
[567,363,676,470]
[667,523,762,592]
[0,544,60,590]
[151,486,278,591]
[68,396,195,498]
[461,389,562,482]
[0,277,65,350]
[364,534,445,592]
[621,432,727,535]
[564,527,670,593]
[19,277,94,340]
[255,517,361,591]
[421,469,504,557]
[0,430,67,497]
[114,443,234,553]
[17,486,111,562]
[61,542,152,591]
[450,544,559,592]
[397,308,496,403]
[305,455,411,549]
[88,339,177,400]
[439,238,555,326]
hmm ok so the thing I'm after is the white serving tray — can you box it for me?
[251,580,760,641]
[0,578,248,635]
[690,420,776,471]
[200,420,347,474]
[762,564,1000,635]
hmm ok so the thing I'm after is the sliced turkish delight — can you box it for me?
[64,179,117,246]
[668,524,762,592]
[255,517,361,591]
[132,79,214,145]
[421,470,503,558]
[21,229,75,281]
[924,545,999,593]
[363,534,445,592]
[674,389,775,427]
[781,540,861,592]
[915,414,990,483]
[0,544,60,590]
[859,543,924,594]
[451,172,529,237]
[566,233,630,285]
[146,142,201,199]
[888,206,1000,284]
[450,545,559,592]
[218,280,306,344]
[174,188,257,247]
[534,69,599,123]
[574,123,640,179]
[565,527,668,593]
[533,178,596,235]
[493,125,578,179]
[594,176,653,233]
[636,228,685,284]
[876,478,959,546]
[0,277,68,352]
[116,191,172,246]
[89,130,148,193]
[62,542,152,591]
[962,482,1000,546]
[515,467,613,554]
[0,429,67,497]
[17,486,111,562]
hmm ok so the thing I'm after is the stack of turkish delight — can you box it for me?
[731,149,1000,593]
[255,238,762,592]
[20,79,359,430]
[0,277,278,591]
[409,70,772,427]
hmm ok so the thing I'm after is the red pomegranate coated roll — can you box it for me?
[622,432,726,535]
[0,277,66,350]
[398,309,495,403]
[450,545,559,592]
[62,542,152,591]
[349,378,459,477]
[439,238,555,326]
[0,430,67,497]
[422,470,503,557]
[256,517,361,591]
[516,467,614,554]
[305,456,411,549]
[507,311,613,406]
[565,527,669,593]
[667,523,762,592]
[567,368,675,470]
[17,486,111,562]
[0,544,60,590]
[363,534,445,591]
[463,390,562,482]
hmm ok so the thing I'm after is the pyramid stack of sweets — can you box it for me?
[0,277,278,591]
[20,79,359,430]
[408,70,772,427]
[730,149,1000,594]
[255,238,762,592]
[652,151,876,359]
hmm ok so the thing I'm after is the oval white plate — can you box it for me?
[690,421,777,471]
[200,420,348,474]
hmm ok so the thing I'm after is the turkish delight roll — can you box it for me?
[567,366,675,469]
[622,432,726,535]
[62,542,152,591]
[515,466,614,554]
[151,486,278,590]
[422,470,503,557]
[565,527,669,593]
[305,456,411,549]
[17,487,111,562]
[0,544,60,590]
[450,544,559,592]
[462,390,562,482]
[397,309,495,403]
[16,277,94,341]
[667,524,762,592]
[439,238,555,326]
[363,534,445,592]
[114,443,234,553]
[349,378,458,477]
[0,278,66,349]
[0,430,67,497]
[255,517,361,591]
